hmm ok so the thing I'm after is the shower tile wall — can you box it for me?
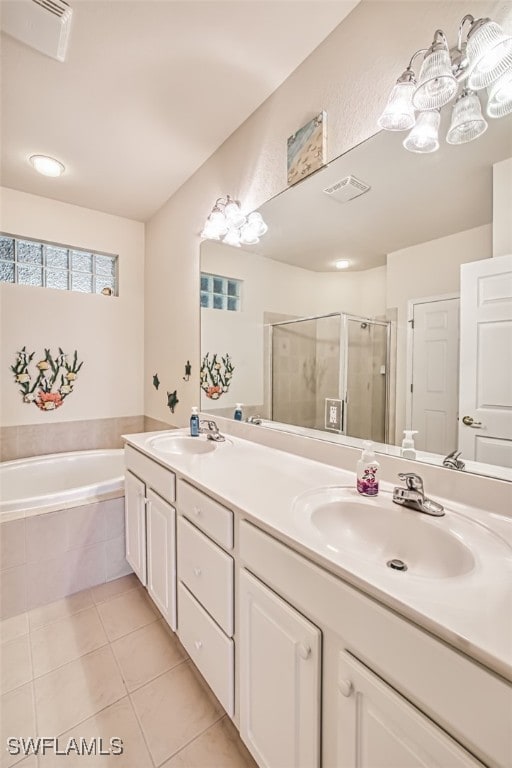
[314,316,341,430]
[272,321,317,428]
[345,320,387,443]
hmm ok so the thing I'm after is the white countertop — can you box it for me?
[124,429,512,683]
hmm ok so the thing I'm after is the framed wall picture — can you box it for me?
[287,111,326,185]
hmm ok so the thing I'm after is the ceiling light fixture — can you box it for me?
[378,13,512,152]
[335,259,350,270]
[201,196,268,247]
[29,154,65,177]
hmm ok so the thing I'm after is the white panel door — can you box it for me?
[146,489,176,631]
[337,652,484,768]
[239,569,321,768]
[124,470,147,586]
[459,254,512,466]
[411,298,460,455]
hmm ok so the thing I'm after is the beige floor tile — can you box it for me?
[37,698,152,768]
[28,590,93,631]
[0,635,33,695]
[0,683,37,768]
[0,612,29,645]
[112,619,187,692]
[34,646,126,736]
[130,661,223,767]
[30,606,108,678]
[96,587,158,641]
[90,574,139,605]
[163,717,258,768]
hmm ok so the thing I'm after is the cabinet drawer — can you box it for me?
[125,445,176,504]
[178,480,233,549]
[177,517,234,636]
[178,583,234,717]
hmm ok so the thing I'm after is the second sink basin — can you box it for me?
[148,434,219,456]
[292,487,480,579]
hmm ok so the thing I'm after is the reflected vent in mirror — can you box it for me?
[323,175,371,203]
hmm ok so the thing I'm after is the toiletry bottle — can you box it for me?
[356,441,380,496]
[190,407,199,437]
[234,403,243,421]
[401,430,418,459]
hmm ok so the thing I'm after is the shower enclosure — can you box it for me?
[270,312,390,443]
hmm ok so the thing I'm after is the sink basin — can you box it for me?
[292,487,477,579]
[148,434,221,456]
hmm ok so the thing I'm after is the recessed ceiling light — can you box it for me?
[29,155,65,177]
[335,259,350,270]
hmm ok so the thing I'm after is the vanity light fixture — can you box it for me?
[201,196,268,247]
[29,154,65,177]
[378,13,512,152]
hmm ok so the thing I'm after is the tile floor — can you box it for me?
[0,575,258,768]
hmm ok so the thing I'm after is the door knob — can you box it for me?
[338,679,353,697]
[462,416,483,428]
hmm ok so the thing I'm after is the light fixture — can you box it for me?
[378,12,512,154]
[487,69,512,117]
[29,154,65,177]
[335,259,350,270]
[446,89,487,144]
[201,196,268,247]
[403,109,441,153]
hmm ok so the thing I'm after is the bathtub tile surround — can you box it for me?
[0,498,130,620]
[0,577,256,768]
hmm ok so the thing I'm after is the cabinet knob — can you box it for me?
[194,640,203,651]
[193,506,201,516]
[298,643,311,660]
[338,679,353,697]
[193,567,202,577]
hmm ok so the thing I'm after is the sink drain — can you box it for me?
[387,558,408,572]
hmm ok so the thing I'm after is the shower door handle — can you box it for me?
[340,399,345,432]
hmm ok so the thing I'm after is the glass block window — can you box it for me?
[0,234,118,296]
[200,272,241,311]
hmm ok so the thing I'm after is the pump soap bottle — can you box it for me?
[190,407,199,437]
[401,430,418,459]
[356,441,380,496]
[234,403,243,421]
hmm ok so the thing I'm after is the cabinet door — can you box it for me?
[337,651,484,768]
[146,489,176,631]
[125,470,147,586]
[240,569,321,768]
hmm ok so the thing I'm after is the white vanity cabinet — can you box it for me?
[239,569,321,768]
[124,446,177,630]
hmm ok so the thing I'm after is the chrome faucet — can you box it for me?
[392,472,444,517]
[246,415,263,425]
[442,449,465,471]
[199,419,225,442]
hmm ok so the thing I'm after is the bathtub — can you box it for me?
[0,449,130,619]
[0,449,125,520]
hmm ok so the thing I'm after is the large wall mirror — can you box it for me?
[200,113,512,482]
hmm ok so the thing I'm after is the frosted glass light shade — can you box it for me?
[447,91,488,144]
[247,211,268,236]
[486,69,512,117]
[224,200,246,229]
[466,20,512,90]
[403,110,440,153]
[223,228,241,247]
[240,223,260,245]
[377,81,416,131]
[413,49,458,110]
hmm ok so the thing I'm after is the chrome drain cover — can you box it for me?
[387,558,408,572]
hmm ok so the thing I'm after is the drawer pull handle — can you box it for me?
[194,640,203,651]
[193,567,202,577]
[193,506,201,516]
[298,643,311,660]
[339,679,353,697]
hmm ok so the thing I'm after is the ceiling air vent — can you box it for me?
[1,0,73,62]
[323,175,371,203]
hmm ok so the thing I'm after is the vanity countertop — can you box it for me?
[123,429,512,683]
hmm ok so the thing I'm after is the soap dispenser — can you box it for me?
[190,406,199,437]
[234,403,243,421]
[356,441,380,496]
[401,430,418,459]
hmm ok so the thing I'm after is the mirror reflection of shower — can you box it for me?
[269,312,391,443]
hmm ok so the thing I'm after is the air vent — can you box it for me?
[323,175,371,203]
[1,0,73,62]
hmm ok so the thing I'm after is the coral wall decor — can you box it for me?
[200,353,234,399]
[167,390,179,413]
[11,347,83,410]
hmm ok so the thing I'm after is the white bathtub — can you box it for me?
[0,449,125,520]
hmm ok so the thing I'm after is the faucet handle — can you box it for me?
[398,472,424,492]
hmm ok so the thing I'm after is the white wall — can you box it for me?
[387,223,492,443]
[493,156,512,257]
[145,0,507,427]
[0,187,144,426]
[200,240,385,410]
